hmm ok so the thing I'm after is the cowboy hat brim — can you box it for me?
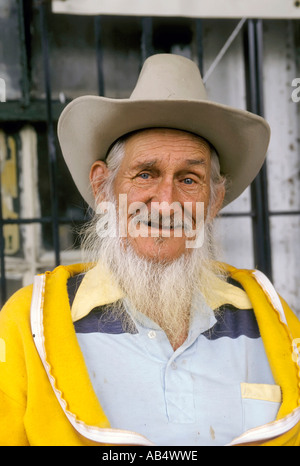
[57,94,270,208]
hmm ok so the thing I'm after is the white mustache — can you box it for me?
[130,208,194,232]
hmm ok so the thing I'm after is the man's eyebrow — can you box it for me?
[131,159,158,170]
[185,158,207,166]
[130,158,206,171]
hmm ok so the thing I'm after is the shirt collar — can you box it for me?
[71,261,124,322]
[71,261,252,323]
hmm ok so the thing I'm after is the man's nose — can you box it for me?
[153,176,178,205]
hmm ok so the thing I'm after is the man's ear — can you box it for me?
[89,160,110,202]
[209,183,226,220]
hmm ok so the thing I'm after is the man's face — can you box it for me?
[114,128,216,261]
[90,128,224,262]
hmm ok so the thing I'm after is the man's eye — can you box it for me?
[183,178,194,185]
[138,173,150,179]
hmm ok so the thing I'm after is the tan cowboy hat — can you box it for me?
[57,53,270,208]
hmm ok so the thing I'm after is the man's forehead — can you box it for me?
[125,127,210,145]
[123,128,211,163]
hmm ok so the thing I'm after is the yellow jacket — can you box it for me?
[0,263,299,446]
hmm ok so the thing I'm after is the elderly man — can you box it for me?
[0,54,299,447]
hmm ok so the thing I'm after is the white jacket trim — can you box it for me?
[252,269,300,371]
[228,406,300,446]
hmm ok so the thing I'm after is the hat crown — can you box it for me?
[130,54,208,101]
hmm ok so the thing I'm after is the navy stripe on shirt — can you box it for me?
[74,304,138,335]
[202,305,260,340]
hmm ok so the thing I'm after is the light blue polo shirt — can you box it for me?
[69,266,281,446]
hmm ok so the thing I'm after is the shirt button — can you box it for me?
[171,362,177,370]
[148,330,156,339]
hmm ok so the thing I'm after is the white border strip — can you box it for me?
[30,275,154,446]
[52,0,300,19]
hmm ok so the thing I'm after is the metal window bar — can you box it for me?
[195,19,204,75]
[1,8,300,309]
[17,0,31,109]
[243,18,273,280]
[38,1,61,267]
[94,15,105,96]
[0,172,6,305]
[141,17,154,62]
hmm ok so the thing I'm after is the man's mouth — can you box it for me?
[140,219,181,231]
[126,203,197,238]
